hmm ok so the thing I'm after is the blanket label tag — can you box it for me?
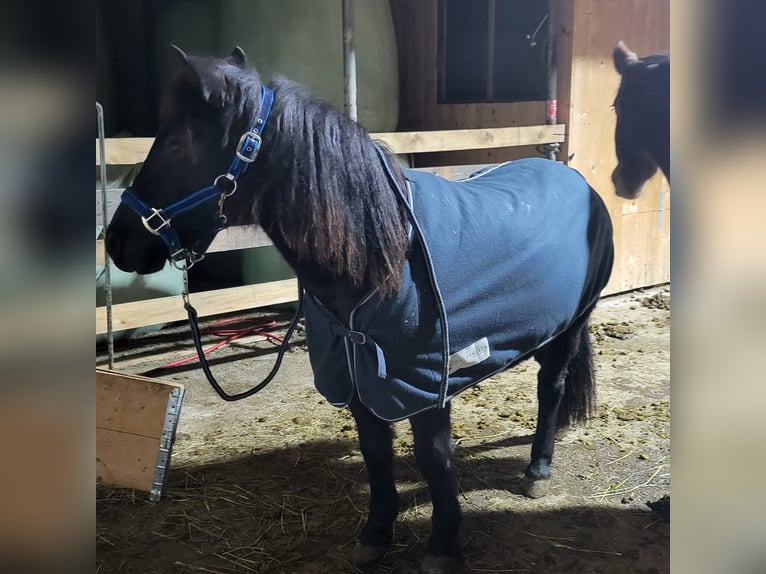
[449,337,490,374]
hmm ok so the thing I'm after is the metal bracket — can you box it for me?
[542,141,561,161]
[141,208,171,235]
[149,385,185,502]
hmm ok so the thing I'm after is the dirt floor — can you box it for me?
[97,285,670,574]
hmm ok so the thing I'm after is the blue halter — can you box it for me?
[120,86,274,269]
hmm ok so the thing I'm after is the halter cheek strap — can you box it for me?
[120,85,275,269]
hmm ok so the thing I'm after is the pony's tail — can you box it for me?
[557,319,596,429]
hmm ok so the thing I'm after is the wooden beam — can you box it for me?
[96,225,274,266]
[97,137,154,165]
[376,125,565,154]
[96,126,566,164]
[95,163,501,265]
[96,279,298,334]
[417,163,496,180]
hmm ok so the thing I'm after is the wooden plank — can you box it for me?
[95,159,501,226]
[96,225,274,266]
[603,188,671,295]
[96,428,161,491]
[96,279,298,334]
[413,163,496,180]
[96,369,182,437]
[97,241,105,266]
[95,164,500,264]
[96,369,184,492]
[96,126,566,165]
[97,137,153,165]
[374,125,566,154]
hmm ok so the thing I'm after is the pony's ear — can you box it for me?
[171,43,190,64]
[613,41,639,75]
[170,44,229,105]
[227,46,247,68]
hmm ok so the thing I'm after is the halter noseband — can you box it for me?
[120,85,274,270]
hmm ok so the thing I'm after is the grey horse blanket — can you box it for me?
[303,157,614,421]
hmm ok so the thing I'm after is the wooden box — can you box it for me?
[96,369,185,500]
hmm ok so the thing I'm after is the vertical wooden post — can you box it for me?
[342,0,358,121]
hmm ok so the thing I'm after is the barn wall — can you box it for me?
[566,0,670,293]
[390,0,670,294]
[389,0,573,166]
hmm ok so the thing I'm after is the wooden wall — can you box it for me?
[389,0,571,166]
[390,0,670,293]
[565,0,670,293]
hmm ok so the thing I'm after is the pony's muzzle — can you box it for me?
[104,228,121,261]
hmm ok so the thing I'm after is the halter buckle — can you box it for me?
[141,208,171,235]
[235,131,262,163]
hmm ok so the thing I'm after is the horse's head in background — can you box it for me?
[611,41,670,200]
[105,46,261,274]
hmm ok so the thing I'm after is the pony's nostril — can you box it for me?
[105,230,121,260]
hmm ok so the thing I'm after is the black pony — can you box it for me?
[106,48,614,573]
[612,41,670,199]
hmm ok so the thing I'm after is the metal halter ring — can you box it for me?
[236,131,262,163]
[214,174,238,198]
[141,208,171,235]
[170,249,205,271]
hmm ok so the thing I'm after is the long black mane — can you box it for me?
[172,57,410,296]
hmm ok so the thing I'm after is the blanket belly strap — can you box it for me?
[329,322,388,380]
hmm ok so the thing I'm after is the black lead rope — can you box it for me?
[183,279,305,401]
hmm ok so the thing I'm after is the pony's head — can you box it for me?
[105,46,261,273]
[611,41,669,200]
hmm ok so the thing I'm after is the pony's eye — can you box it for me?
[166,140,184,156]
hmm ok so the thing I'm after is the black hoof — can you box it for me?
[420,553,462,574]
[350,541,388,565]
[519,475,550,499]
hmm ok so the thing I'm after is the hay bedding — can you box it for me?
[96,289,670,574]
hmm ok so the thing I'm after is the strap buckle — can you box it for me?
[141,208,171,235]
[347,330,367,345]
[235,131,262,163]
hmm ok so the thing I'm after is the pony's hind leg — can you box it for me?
[521,315,596,499]
[348,394,400,564]
[410,402,462,574]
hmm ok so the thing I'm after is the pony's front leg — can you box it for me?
[348,394,400,564]
[410,403,462,574]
